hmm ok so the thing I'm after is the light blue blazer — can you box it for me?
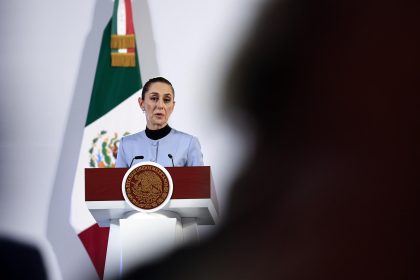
[115,128,204,168]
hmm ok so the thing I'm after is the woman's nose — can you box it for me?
[156,98,164,108]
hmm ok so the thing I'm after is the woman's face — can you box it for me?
[139,82,175,130]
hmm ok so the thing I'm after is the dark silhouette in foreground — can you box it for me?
[123,0,420,279]
[0,237,47,279]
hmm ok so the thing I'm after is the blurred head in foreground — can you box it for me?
[124,0,419,279]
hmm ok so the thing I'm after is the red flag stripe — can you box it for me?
[78,224,110,280]
[125,0,135,53]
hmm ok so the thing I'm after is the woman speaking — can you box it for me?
[115,77,204,168]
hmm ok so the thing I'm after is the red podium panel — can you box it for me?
[85,166,219,226]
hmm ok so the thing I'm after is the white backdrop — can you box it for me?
[0,0,264,279]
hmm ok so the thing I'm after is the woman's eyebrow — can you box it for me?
[148,92,172,96]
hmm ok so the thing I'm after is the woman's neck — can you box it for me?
[145,124,171,140]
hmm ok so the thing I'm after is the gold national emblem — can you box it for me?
[124,164,170,210]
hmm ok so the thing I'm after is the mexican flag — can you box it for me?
[71,0,144,278]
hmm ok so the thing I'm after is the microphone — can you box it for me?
[167,154,175,167]
[129,155,144,168]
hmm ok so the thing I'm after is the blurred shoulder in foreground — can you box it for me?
[0,236,47,279]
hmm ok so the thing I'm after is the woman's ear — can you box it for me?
[138,97,145,111]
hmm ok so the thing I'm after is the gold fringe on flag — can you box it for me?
[111,53,136,67]
[111,34,136,49]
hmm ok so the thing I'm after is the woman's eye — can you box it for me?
[164,99,171,103]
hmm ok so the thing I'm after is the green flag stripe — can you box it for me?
[85,19,142,126]
[111,0,119,36]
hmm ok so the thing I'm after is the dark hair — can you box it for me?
[141,77,175,99]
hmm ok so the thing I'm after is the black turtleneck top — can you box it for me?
[145,125,172,140]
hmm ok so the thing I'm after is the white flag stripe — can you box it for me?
[71,91,145,233]
[117,0,126,35]
[117,0,128,54]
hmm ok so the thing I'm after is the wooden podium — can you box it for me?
[85,166,218,279]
